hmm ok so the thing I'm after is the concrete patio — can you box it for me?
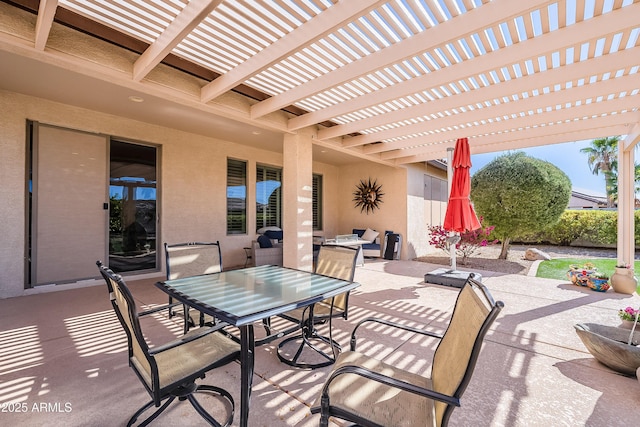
[1,259,639,426]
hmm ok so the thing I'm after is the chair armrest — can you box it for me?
[350,316,443,351]
[148,325,227,355]
[316,364,460,413]
[138,301,182,317]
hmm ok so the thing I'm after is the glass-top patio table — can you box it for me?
[155,264,360,427]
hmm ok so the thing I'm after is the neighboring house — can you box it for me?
[568,190,640,209]
[569,190,608,209]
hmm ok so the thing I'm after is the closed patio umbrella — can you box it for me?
[443,137,481,271]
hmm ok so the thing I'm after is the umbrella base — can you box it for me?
[424,268,482,288]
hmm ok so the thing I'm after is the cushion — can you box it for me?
[264,230,283,241]
[362,228,379,242]
[352,228,366,237]
[257,226,281,234]
[257,234,272,248]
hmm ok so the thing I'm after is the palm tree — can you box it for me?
[580,136,620,207]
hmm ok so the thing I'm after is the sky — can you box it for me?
[469,139,609,197]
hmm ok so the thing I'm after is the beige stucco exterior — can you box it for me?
[0,89,446,298]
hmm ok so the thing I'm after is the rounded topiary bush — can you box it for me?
[471,152,572,258]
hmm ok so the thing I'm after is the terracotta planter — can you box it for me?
[620,319,638,329]
[611,268,638,295]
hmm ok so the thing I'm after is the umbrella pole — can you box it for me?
[451,249,457,271]
[447,233,461,272]
[446,147,456,271]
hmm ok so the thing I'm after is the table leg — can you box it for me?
[355,246,364,266]
[239,325,255,427]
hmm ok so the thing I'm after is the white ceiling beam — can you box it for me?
[133,0,223,82]
[364,74,640,154]
[253,0,551,120]
[200,0,385,103]
[289,2,639,131]
[34,0,58,51]
[622,122,640,151]
[393,113,634,163]
[395,125,631,164]
[378,95,639,159]
[334,47,639,145]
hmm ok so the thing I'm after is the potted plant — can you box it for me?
[618,306,640,329]
[587,271,610,292]
[611,263,638,294]
[567,262,596,286]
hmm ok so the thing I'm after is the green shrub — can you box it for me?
[514,209,640,247]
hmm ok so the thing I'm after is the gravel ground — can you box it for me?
[414,244,618,276]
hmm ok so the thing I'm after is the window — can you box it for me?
[313,174,323,230]
[256,164,282,230]
[424,174,448,225]
[227,159,247,234]
[424,175,447,202]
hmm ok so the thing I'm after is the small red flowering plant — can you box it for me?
[427,216,499,265]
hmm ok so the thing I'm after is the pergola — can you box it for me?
[1,0,639,262]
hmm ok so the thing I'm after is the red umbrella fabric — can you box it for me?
[443,138,481,233]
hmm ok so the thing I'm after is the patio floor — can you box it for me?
[1,259,639,426]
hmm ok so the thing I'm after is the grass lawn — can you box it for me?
[536,258,640,280]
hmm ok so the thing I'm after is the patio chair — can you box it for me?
[310,273,503,427]
[276,244,358,369]
[96,261,240,427]
[165,241,222,333]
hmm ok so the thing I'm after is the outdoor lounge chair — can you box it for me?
[310,273,503,426]
[276,244,358,369]
[96,261,240,427]
[165,241,222,333]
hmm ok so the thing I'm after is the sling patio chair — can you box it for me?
[165,241,222,333]
[96,261,240,427]
[310,273,503,427]
[276,244,359,369]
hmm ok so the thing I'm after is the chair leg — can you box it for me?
[189,384,235,427]
[277,317,341,369]
[127,384,234,427]
[127,396,176,427]
[319,395,330,427]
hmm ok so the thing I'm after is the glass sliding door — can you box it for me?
[108,140,157,273]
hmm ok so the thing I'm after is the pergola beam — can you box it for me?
[339,48,639,147]
[34,0,58,51]
[384,105,637,160]
[289,2,638,132]
[392,113,634,164]
[133,0,223,82]
[252,0,550,120]
[201,1,385,103]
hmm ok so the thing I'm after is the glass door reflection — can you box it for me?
[109,140,157,273]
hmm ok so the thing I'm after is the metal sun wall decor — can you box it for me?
[353,178,384,214]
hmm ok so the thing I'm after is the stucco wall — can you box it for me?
[336,163,409,257]
[0,90,339,298]
[334,161,446,260]
[0,89,444,298]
